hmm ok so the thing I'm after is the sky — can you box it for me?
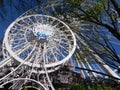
[0,0,42,39]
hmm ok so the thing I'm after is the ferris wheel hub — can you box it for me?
[33,24,54,40]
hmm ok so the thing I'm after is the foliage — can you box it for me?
[23,86,28,90]
[59,83,113,90]
[66,0,120,41]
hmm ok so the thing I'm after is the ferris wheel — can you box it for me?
[4,14,76,68]
[0,14,76,89]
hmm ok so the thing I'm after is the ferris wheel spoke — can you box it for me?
[63,30,70,34]
[63,29,71,32]
[46,52,56,64]
[52,51,59,60]
[56,51,66,60]
[49,19,56,25]
[10,37,26,43]
[52,51,59,62]
[54,46,66,59]
[24,42,37,61]
[52,38,60,43]
[60,50,68,58]
[9,31,24,38]
[53,21,61,27]
[27,27,34,33]
[34,15,41,24]
[11,41,28,51]
[40,16,44,24]
[59,43,68,50]
[59,39,68,45]
[35,15,42,24]
[27,18,34,24]
[22,19,32,26]
[51,33,60,38]
[30,16,38,24]
[15,22,31,30]
[46,16,51,24]
[15,43,31,55]
[10,40,26,48]
[16,22,25,28]
[59,34,66,38]
[18,46,34,59]
[59,45,69,54]
[61,35,71,41]
[46,52,55,63]
[22,18,32,25]
[58,25,65,29]
[10,27,24,32]
[59,34,68,41]
[43,16,49,24]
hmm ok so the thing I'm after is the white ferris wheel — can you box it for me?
[4,14,76,68]
[0,14,76,90]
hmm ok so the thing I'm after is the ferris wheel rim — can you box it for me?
[4,14,76,68]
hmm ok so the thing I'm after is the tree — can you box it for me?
[66,0,120,41]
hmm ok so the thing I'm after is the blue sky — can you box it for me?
[0,0,41,39]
